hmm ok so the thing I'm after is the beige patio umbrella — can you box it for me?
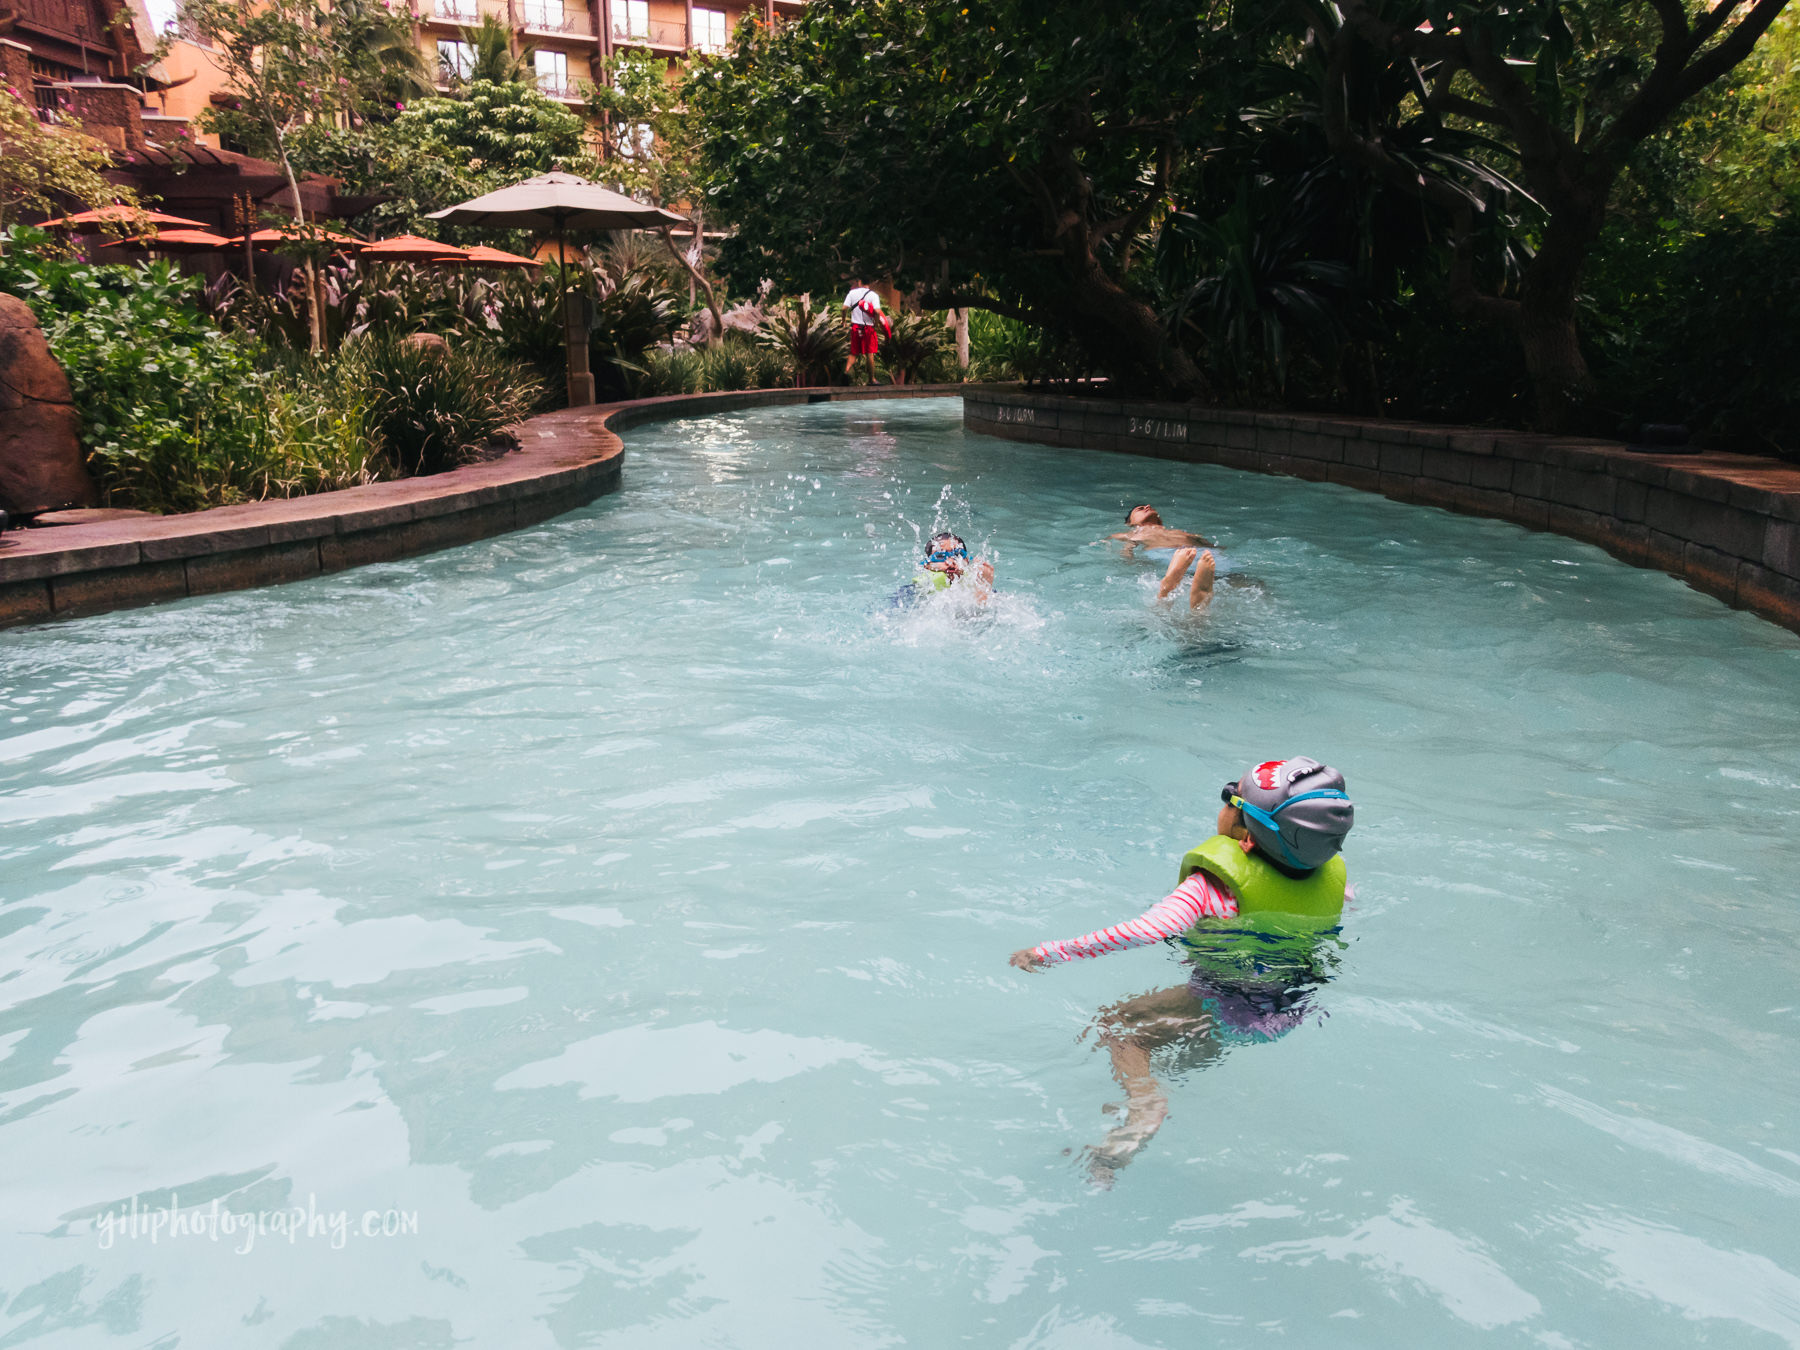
[427,173,686,406]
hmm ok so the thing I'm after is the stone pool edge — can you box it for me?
[0,384,964,630]
[966,386,1800,636]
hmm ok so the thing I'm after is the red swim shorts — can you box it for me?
[850,323,880,356]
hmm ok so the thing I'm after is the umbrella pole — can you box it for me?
[561,219,594,408]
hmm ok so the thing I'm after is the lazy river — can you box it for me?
[3,397,1799,1348]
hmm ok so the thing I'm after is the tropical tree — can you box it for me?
[185,0,374,349]
[288,80,599,235]
[1301,0,1795,428]
[688,0,1272,394]
[0,91,140,249]
[588,48,724,340]
[451,14,537,88]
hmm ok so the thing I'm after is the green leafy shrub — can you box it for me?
[0,232,270,512]
[1586,216,1800,457]
[695,335,786,392]
[227,260,504,350]
[254,356,386,497]
[966,308,1044,383]
[878,311,950,385]
[336,336,543,476]
[491,262,683,399]
[634,348,704,396]
[756,295,847,386]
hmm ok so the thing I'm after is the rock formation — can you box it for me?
[0,295,96,515]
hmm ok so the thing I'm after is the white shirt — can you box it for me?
[843,286,882,326]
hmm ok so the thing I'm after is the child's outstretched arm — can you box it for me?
[1010,872,1237,971]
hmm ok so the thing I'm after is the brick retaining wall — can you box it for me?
[965,387,1800,635]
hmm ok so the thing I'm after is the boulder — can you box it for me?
[0,295,95,515]
[401,332,451,356]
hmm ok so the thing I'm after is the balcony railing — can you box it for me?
[610,16,685,46]
[517,1,592,33]
[537,77,584,98]
[32,82,65,124]
[433,0,481,20]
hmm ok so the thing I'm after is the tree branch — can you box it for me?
[1094,138,1174,244]
[915,289,1045,327]
[1678,0,1790,102]
[1692,0,1746,48]
[1604,0,1790,152]
[1424,90,1510,127]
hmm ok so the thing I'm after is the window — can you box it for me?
[533,48,569,96]
[520,0,564,28]
[437,40,475,81]
[613,0,648,40]
[693,6,727,51]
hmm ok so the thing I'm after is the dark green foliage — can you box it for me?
[0,232,268,512]
[286,81,599,237]
[755,296,848,386]
[0,230,550,510]
[228,260,503,350]
[1164,186,1360,401]
[492,261,684,399]
[691,0,1800,436]
[695,336,786,392]
[877,313,947,386]
[337,337,543,476]
[1588,217,1800,456]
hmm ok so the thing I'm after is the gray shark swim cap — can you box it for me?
[1225,757,1354,870]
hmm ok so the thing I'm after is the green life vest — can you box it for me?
[1177,835,1346,920]
[911,568,954,593]
[1174,835,1347,986]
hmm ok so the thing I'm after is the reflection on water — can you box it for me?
[1,399,1799,1347]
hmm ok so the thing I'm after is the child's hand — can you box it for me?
[1009,948,1047,972]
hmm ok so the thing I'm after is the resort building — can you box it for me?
[0,0,164,148]
[147,0,806,152]
[422,0,794,108]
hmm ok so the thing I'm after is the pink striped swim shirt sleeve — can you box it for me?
[1032,871,1239,965]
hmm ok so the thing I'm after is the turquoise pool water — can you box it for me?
[4,397,1800,1348]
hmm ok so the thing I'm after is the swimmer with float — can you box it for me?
[892,531,995,608]
[1110,505,1216,610]
[1010,757,1355,1183]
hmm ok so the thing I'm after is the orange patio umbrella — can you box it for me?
[437,244,542,270]
[230,224,364,251]
[119,228,234,254]
[40,205,210,231]
[359,234,471,262]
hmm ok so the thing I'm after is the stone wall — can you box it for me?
[965,387,1800,635]
[60,82,146,152]
[0,41,33,98]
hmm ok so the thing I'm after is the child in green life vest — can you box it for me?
[892,531,994,608]
[1009,757,1355,1184]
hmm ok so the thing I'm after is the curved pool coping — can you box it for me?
[966,387,1800,637]
[0,385,964,630]
[6,382,1800,636]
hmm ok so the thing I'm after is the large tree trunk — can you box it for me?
[1063,255,1202,397]
[1517,308,1591,433]
[1513,173,1613,431]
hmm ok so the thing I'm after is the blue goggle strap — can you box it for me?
[1229,789,1349,868]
